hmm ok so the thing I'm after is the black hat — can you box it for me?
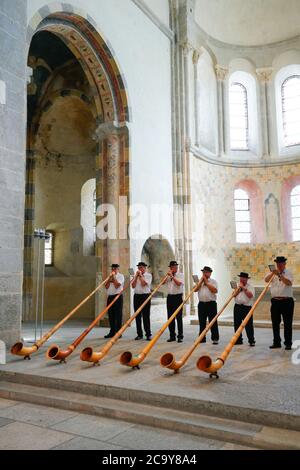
[111,263,120,268]
[274,256,287,263]
[168,261,179,267]
[201,266,213,272]
[137,262,147,267]
[237,272,250,279]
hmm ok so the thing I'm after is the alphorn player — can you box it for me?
[104,264,124,338]
[132,262,152,340]
[194,266,219,345]
[164,261,184,343]
[233,272,256,346]
[265,256,294,350]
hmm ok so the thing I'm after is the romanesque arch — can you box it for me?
[23,8,130,321]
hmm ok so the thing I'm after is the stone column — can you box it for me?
[170,2,198,315]
[192,49,201,147]
[256,67,273,159]
[0,0,27,344]
[93,123,130,321]
[181,42,195,314]
[215,65,229,157]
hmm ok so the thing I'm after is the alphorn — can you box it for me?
[197,273,275,378]
[10,275,110,360]
[160,285,239,373]
[46,275,133,363]
[120,276,203,369]
[80,273,169,365]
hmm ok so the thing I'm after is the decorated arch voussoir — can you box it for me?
[27,3,130,124]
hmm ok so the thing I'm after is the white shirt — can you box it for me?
[166,272,184,295]
[235,282,255,307]
[198,278,218,302]
[134,272,152,294]
[106,273,124,296]
[266,269,293,298]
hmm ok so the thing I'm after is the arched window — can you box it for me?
[291,185,300,241]
[93,189,97,241]
[282,75,300,147]
[229,82,249,150]
[45,231,54,266]
[81,179,96,256]
[234,189,251,243]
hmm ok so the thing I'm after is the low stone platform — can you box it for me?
[1,322,299,427]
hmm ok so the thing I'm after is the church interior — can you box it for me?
[0,0,300,451]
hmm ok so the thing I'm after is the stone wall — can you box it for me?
[0,0,27,344]
[32,153,97,321]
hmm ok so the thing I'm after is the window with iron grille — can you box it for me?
[229,82,249,151]
[291,185,300,241]
[282,75,300,147]
[234,189,251,243]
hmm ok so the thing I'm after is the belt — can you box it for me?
[272,297,290,300]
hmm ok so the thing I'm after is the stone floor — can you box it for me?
[1,319,300,418]
[0,397,252,450]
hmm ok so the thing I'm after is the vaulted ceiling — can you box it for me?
[194,0,300,46]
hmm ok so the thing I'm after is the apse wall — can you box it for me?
[190,158,300,320]
[189,12,300,320]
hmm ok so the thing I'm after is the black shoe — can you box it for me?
[285,345,292,350]
[135,336,143,340]
[167,338,176,342]
[269,344,281,349]
[119,335,122,339]
[249,342,255,347]
[177,338,183,343]
[235,340,243,345]
[104,333,114,338]
[200,339,206,344]
[212,340,219,345]
[146,336,152,341]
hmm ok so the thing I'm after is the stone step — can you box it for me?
[1,380,299,449]
[1,370,299,433]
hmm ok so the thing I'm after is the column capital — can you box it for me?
[181,40,194,57]
[192,49,201,65]
[256,67,274,82]
[93,122,127,141]
[215,64,229,81]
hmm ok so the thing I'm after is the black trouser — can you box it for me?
[107,294,123,335]
[134,293,151,338]
[233,304,255,344]
[167,294,183,339]
[271,298,294,346]
[198,301,219,342]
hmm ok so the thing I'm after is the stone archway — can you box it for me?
[23,10,130,322]
[141,235,175,298]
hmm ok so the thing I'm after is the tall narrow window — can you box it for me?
[234,189,251,243]
[291,185,300,241]
[93,189,97,241]
[229,82,249,150]
[45,232,54,266]
[282,75,300,147]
